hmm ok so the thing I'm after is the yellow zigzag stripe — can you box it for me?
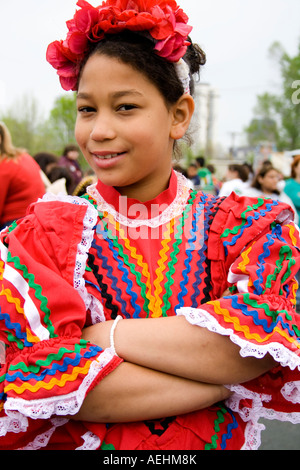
[210,301,300,348]
[0,260,4,281]
[152,220,175,318]
[237,242,254,274]
[5,362,92,395]
[286,224,298,247]
[0,287,40,344]
[107,214,157,315]
[291,279,298,306]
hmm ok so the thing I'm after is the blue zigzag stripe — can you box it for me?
[92,238,128,318]
[253,230,276,295]
[220,407,239,450]
[223,201,278,255]
[0,310,33,348]
[228,295,299,339]
[5,345,101,382]
[191,196,209,307]
[176,206,199,309]
[96,224,139,318]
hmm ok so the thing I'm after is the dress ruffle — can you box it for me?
[0,194,122,448]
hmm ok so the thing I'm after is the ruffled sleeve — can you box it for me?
[178,193,300,431]
[0,195,122,441]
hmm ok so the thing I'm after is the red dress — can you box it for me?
[0,170,300,450]
[0,153,45,226]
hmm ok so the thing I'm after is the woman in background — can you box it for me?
[0,122,45,230]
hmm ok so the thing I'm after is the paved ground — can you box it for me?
[259,420,300,450]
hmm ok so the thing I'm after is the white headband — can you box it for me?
[175,59,191,95]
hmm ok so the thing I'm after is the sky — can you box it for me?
[0,0,299,150]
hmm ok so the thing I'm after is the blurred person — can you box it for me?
[207,163,221,195]
[195,156,214,193]
[218,164,249,198]
[34,151,60,191]
[34,152,58,176]
[244,165,299,224]
[284,155,300,223]
[284,155,300,313]
[186,162,200,188]
[47,165,74,195]
[0,121,45,230]
[58,144,83,194]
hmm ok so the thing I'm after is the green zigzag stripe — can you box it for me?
[221,198,265,239]
[205,406,227,450]
[8,341,89,374]
[162,191,197,316]
[101,217,150,316]
[264,246,296,295]
[7,252,57,339]
[242,293,300,337]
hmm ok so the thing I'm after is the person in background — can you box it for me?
[218,164,249,197]
[34,152,58,177]
[186,162,200,188]
[35,151,75,195]
[195,156,214,193]
[284,155,300,224]
[284,155,300,314]
[244,165,299,225]
[47,165,75,195]
[58,144,83,194]
[0,121,45,230]
[207,163,221,195]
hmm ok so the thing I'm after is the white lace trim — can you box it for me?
[37,192,100,317]
[87,171,191,228]
[178,306,300,443]
[19,418,68,450]
[3,347,116,422]
[0,410,28,437]
[76,431,101,450]
[88,295,106,324]
[177,307,300,369]
[242,420,266,450]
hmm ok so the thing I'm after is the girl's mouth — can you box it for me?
[91,151,127,168]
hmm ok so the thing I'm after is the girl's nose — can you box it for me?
[90,114,116,141]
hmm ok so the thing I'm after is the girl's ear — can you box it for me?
[170,94,195,140]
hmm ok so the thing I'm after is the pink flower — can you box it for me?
[46,0,193,91]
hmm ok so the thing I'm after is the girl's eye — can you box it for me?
[78,106,96,114]
[117,104,138,112]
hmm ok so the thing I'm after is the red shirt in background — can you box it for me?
[0,153,45,226]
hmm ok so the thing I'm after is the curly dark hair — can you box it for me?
[79,31,206,105]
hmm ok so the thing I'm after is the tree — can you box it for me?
[48,93,77,150]
[245,39,300,150]
[0,94,46,154]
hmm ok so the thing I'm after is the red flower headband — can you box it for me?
[46,0,193,91]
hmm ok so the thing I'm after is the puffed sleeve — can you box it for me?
[0,195,122,442]
[178,193,300,431]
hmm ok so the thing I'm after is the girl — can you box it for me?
[244,165,299,224]
[0,0,300,451]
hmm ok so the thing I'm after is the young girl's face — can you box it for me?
[75,54,178,201]
[258,169,280,193]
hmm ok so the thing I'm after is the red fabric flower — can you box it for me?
[46,0,192,91]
